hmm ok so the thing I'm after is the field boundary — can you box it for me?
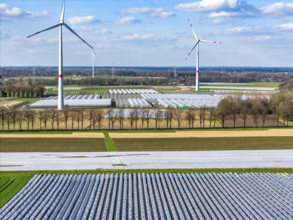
[109,128,293,139]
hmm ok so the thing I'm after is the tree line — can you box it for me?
[1,84,45,98]
[1,90,292,131]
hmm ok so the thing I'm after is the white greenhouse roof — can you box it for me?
[30,95,111,108]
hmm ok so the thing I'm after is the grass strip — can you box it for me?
[103,132,117,152]
[115,137,293,151]
[0,171,35,207]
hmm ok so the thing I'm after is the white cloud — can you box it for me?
[121,33,157,41]
[67,16,99,24]
[123,7,175,18]
[124,7,150,14]
[251,35,280,42]
[0,3,49,20]
[150,8,175,17]
[226,26,257,33]
[116,16,141,25]
[175,0,257,23]
[261,2,293,16]
[275,22,293,30]
[97,28,112,35]
[175,0,238,12]
[27,10,49,18]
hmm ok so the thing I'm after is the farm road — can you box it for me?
[1,150,292,171]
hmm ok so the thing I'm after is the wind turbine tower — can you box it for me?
[112,65,115,77]
[92,51,95,78]
[32,61,36,84]
[27,0,94,110]
[174,64,177,78]
[185,19,221,92]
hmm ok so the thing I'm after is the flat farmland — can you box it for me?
[0,138,106,152]
[1,173,292,219]
[110,128,293,138]
[114,137,293,151]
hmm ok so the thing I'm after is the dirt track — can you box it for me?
[109,129,293,138]
[1,129,292,139]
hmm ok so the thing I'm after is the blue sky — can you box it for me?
[1,0,293,67]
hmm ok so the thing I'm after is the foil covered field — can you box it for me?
[1,173,292,220]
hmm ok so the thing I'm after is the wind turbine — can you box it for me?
[92,51,96,78]
[27,0,94,110]
[185,19,221,92]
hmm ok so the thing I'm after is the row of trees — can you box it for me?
[2,85,45,98]
[0,107,225,131]
[1,92,292,131]
[218,90,293,127]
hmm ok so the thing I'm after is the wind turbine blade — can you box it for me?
[188,19,198,41]
[185,41,199,61]
[200,39,222,44]
[60,0,65,23]
[63,23,94,50]
[27,24,60,38]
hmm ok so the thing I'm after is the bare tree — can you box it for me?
[165,108,174,129]
[1,109,5,131]
[154,109,163,129]
[11,108,17,130]
[5,109,11,131]
[128,109,135,129]
[74,110,82,130]
[49,109,57,130]
[217,97,231,128]
[208,108,217,128]
[173,108,183,129]
[251,99,262,128]
[142,109,151,129]
[108,109,119,130]
[199,107,207,128]
[118,109,125,129]
[42,109,50,130]
[185,108,196,128]
[239,98,252,128]
[95,109,104,130]
[230,96,241,128]
[30,110,36,130]
[259,97,270,127]
[56,110,61,130]
[38,111,43,130]
[17,109,23,131]
[23,109,33,130]
[62,107,70,130]
[70,110,76,130]
[133,108,140,129]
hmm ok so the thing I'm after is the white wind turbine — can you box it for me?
[27,0,94,110]
[92,51,96,78]
[185,19,221,92]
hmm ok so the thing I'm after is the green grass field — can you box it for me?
[114,137,293,151]
[0,138,107,152]
[12,97,41,103]
[0,171,35,207]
